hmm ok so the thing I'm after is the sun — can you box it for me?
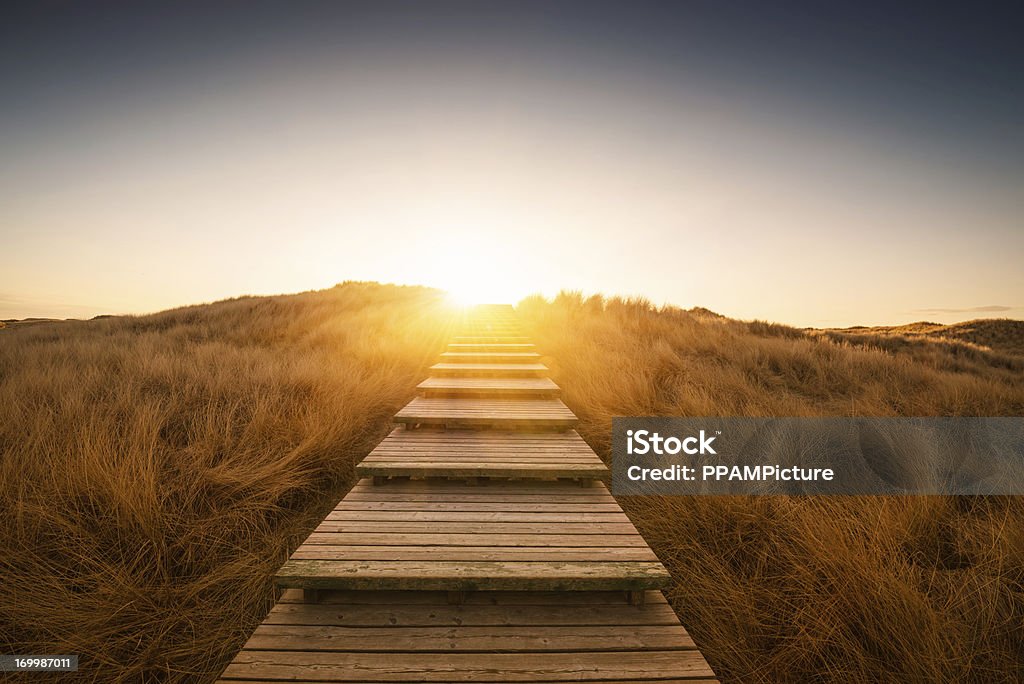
[443,276,521,307]
[420,237,532,306]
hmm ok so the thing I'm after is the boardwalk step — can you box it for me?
[453,335,530,343]
[417,376,560,398]
[220,590,717,682]
[358,428,604,479]
[276,560,671,592]
[440,351,541,363]
[429,362,548,377]
[395,397,576,429]
[446,343,537,352]
[276,480,667,593]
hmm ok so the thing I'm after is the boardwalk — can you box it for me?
[219,304,718,683]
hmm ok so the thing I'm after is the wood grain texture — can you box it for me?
[394,397,577,428]
[440,351,542,363]
[275,559,671,591]
[417,376,560,398]
[220,650,714,681]
[430,362,549,377]
[219,590,716,682]
[447,343,537,352]
[357,428,605,479]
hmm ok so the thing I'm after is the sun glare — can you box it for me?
[420,235,533,307]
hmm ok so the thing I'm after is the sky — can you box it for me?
[2,1,1022,326]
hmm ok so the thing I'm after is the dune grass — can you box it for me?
[518,292,1024,683]
[0,282,453,682]
[2,285,1022,682]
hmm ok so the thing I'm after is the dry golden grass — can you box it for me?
[518,292,1024,684]
[0,282,454,682]
[819,319,1024,362]
[3,284,1022,682]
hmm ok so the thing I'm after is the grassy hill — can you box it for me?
[517,293,1024,683]
[820,318,1024,359]
[1,284,1022,682]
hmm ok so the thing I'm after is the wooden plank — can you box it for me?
[275,560,670,591]
[439,351,541,363]
[359,468,601,480]
[331,501,625,512]
[394,398,576,428]
[221,680,718,684]
[288,546,659,562]
[325,511,628,522]
[357,428,605,479]
[342,479,617,502]
[220,650,714,681]
[430,362,548,377]
[447,343,536,351]
[340,491,614,502]
[274,589,667,606]
[363,429,595,455]
[417,376,560,397]
[243,623,694,652]
[310,521,639,534]
[453,336,530,343]
[427,362,547,377]
[300,533,649,547]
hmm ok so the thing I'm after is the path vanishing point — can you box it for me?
[218,304,719,683]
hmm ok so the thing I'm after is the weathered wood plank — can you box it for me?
[447,343,537,352]
[274,589,666,606]
[275,589,668,606]
[358,428,605,478]
[394,398,576,428]
[335,499,622,509]
[275,560,670,591]
[453,335,530,343]
[220,650,714,681]
[301,533,650,547]
[417,376,559,398]
[440,351,541,363]
[429,362,548,377]
[311,521,638,534]
[289,546,659,562]
[244,623,694,652]
[325,511,629,522]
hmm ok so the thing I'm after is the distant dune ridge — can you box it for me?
[821,318,1024,359]
[1,283,1022,682]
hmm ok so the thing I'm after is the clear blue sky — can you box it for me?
[2,1,1022,325]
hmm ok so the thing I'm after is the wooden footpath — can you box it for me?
[219,304,718,683]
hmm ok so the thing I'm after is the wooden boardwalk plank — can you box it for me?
[357,429,604,479]
[395,398,576,429]
[417,376,560,398]
[289,547,658,562]
[453,336,530,343]
[300,533,649,547]
[430,362,548,377]
[276,480,668,592]
[275,560,671,591]
[220,651,714,681]
[440,352,542,363]
[447,343,537,352]
[219,590,717,682]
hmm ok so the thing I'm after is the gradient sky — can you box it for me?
[2,1,1022,326]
